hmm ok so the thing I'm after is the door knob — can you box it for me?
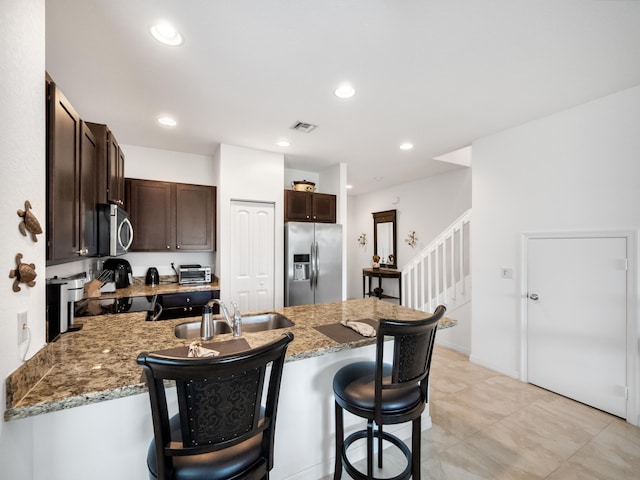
[529,293,539,301]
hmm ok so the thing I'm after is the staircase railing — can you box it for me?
[402,209,471,312]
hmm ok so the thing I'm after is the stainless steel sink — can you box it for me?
[174,313,294,339]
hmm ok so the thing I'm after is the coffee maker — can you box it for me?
[103,258,133,289]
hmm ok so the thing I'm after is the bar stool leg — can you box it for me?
[412,416,421,480]
[377,424,383,468]
[367,420,374,479]
[334,402,343,480]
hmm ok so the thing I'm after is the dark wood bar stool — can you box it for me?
[332,306,446,480]
[137,333,293,480]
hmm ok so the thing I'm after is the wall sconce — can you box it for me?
[357,233,367,247]
[405,231,418,248]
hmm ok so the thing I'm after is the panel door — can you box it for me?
[230,201,275,312]
[527,236,627,418]
[47,81,81,262]
[126,179,174,251]
[79,121,98,256]
[176,184,215,251]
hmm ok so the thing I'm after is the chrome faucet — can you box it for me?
[230,301,242,337]
[201,299,241,340]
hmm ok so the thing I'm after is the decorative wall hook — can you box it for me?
[17,200,43,242]
[405,231,418,248]
[9,253,37,292]
[357,233,367,247]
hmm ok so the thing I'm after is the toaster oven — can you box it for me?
[178,265,211,285]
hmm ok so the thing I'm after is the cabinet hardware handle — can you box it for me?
[74,248,88,255]
[177,245,181,249]
[529,293,539,301]
[166,246,170,249]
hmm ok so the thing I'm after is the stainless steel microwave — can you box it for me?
[98,204,134,257]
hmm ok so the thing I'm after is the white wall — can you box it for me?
[216,144,285,307]
[347,168,472,352]
[0,0,45,478]
[471,85,640,421]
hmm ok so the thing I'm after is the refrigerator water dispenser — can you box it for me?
[293,254,310,281]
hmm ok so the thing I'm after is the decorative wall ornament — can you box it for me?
[9,253,37,292]
[357,233,367,247]
[17,200,43,242]
[405,231,418,248]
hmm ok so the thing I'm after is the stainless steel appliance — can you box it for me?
[45,277,85,342]
[285,222,342,306]
[178,265,212,285]
[98,203,134,256]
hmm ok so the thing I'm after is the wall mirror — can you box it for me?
[372,209,397,269]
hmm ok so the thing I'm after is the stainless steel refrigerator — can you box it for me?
[285,222,343,306]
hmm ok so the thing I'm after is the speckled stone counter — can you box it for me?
[102,276,220,298]
[5,299,455,421]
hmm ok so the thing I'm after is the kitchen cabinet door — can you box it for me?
[312,192,336,223]
[47,78,81,263]
[79,122,98,256]
[126,179,174,251]
[86,122,126,206]
[176,183,215,251]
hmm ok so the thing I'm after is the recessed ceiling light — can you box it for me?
[158,116,177,127]
[276,139,291,147]
[334,83,356,99]
[373,176,383,181]
[150,22,183,46]
[346,185,353,189]
[399,143,414,150]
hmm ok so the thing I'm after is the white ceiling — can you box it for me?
[45,0,640,195]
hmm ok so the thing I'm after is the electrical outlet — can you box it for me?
[501,267,513,279]
[17,311,28,344]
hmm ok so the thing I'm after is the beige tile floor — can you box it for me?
[322,345,640,480]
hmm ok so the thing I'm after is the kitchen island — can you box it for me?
[5,299,455,480]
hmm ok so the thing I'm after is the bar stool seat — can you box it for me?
[332,306,446,480]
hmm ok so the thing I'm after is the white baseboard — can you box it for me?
[468,354,519,379]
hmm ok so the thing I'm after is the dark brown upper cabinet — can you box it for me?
[284,190,336,223]
[86,122,125,206]
[126,178,216,252]
[46,76,98,264]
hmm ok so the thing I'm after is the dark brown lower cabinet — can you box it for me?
[126,178,216,252]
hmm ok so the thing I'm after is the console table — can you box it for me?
[362,267,402,304]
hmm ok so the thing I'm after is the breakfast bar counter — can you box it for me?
[5,298,455,421]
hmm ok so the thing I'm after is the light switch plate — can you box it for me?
[501,267,513,279]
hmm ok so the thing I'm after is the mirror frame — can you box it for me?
[372,209,397,269]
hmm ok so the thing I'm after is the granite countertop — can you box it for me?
[5,298,456,421]
[100,276,220,299]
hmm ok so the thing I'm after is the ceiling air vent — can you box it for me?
[290,121,318,133]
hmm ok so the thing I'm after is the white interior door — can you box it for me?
[230,201,275,312]
[527,236,627,418]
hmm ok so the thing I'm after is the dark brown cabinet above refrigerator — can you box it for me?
[126,178,216,252]
[46,75,98,264]
[284,190,336,223]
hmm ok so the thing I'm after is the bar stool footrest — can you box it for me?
[341,428,412,480]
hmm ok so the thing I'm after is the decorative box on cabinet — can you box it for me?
[284,190,336,223]
[46,75,98,264]
[126,178,216,252]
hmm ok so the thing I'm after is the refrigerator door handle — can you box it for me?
[309,242,316,290]
[314,242,320,288]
